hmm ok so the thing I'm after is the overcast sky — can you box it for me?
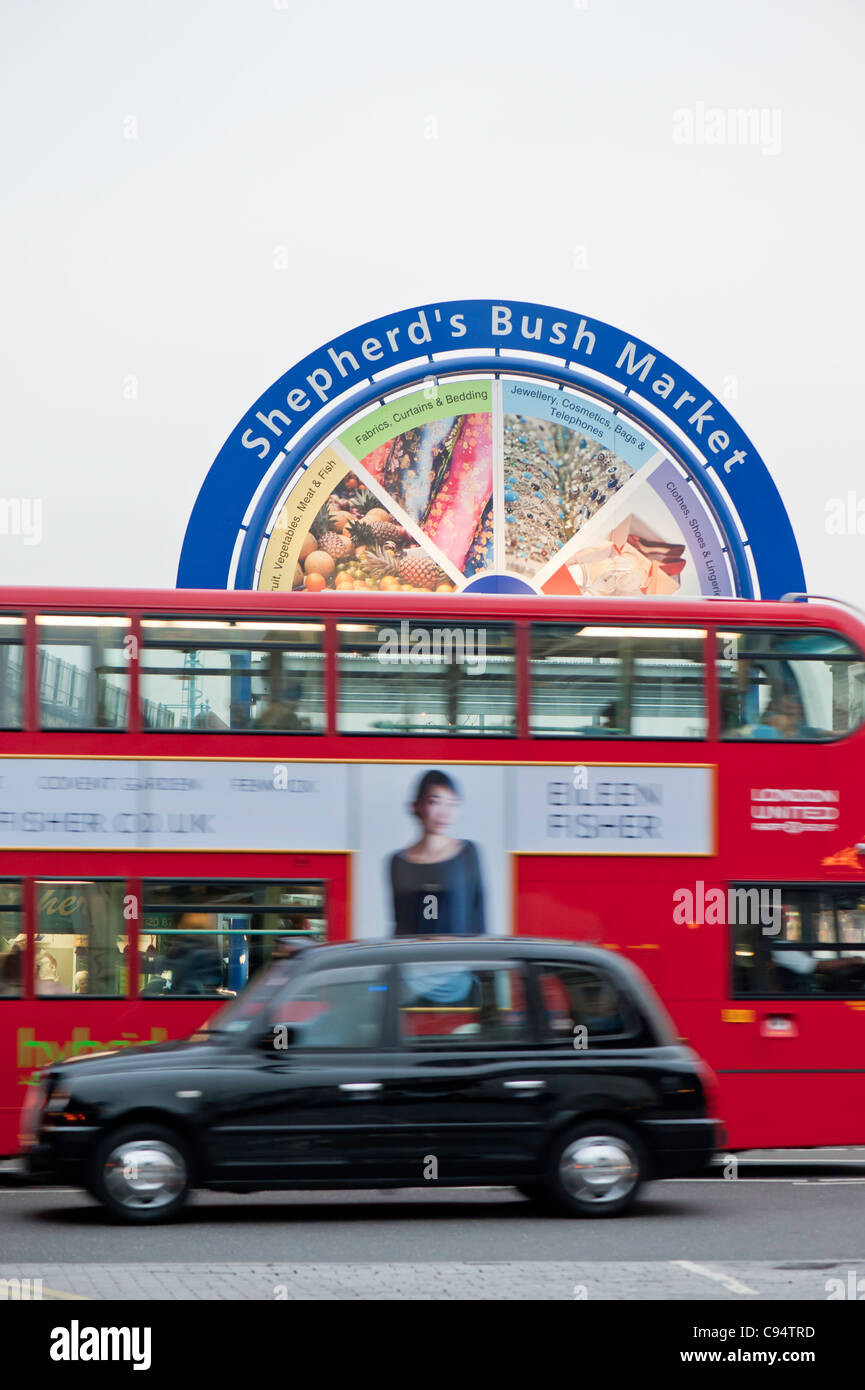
[1,0,863,605]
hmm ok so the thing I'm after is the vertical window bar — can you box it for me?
[127,615,141,735]
[704,626,720,741]
[24,612,37,732]
[515,622,530,739]
[127,875,141,999]
[323,615,339,737]
[21,876,35,1001]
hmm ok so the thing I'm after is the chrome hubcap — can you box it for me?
[104,1140,186,1210]
[559,1135,639,1204]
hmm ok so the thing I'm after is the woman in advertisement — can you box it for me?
[389,769,486,937]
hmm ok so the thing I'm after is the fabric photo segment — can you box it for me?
[421,412,493,573]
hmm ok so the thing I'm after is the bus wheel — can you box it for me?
[89,1123,191,1224]
[545,1122,644,1218]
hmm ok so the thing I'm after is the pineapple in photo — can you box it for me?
[351,492,409,546]
[361,543,442,592]
[310,506,353,562]
[397,546,440,590]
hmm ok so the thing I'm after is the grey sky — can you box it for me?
[1,0,862,602]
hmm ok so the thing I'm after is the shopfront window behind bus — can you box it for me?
[140,881,325,998]
[718,629,865,740]
[36,881,128,996]
[0,883,23,997]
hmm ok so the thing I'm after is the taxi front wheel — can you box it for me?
[545,1121,645,1217]
[88,1123,192,1224]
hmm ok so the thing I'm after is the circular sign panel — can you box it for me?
[178,300,804,600]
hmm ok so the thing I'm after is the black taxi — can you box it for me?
[22,938,720,1222]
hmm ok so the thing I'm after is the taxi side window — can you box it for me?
[536,963,638,1045]
[398,962,529,1045]
[268,964,389,1047]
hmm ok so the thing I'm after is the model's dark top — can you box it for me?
[390,840,486,936]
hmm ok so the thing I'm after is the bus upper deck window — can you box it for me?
[37,616,130,730]
[139,619,325,733]
[336,622,515,736]
[529,624,707,739]
[718,629,865,741]
[0,617,25,730]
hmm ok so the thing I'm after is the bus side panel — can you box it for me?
[0,1000,213,1156]
[516,856,865,1150]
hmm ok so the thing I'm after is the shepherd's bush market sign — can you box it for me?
[178,298,804,602]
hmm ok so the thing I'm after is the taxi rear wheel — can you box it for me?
[545,1121,644,1217]
[88,1123,191,1224]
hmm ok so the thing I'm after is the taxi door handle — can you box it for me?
[339,1082,382,1094]
[504,1079,546,1094]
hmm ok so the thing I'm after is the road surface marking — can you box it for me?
[673,1260,760,1295]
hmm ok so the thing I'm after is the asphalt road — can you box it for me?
[3,1171,865,1298]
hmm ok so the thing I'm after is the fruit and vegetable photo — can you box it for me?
[294,474,455,594]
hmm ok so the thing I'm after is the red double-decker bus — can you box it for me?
[2,585,865,1155]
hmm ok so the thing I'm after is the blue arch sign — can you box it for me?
[178,298,804,601]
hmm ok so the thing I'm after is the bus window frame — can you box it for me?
[35,613,133,734]
[730,881,865,1001]
[138,614,327,735]
[717,627,865,745]
[0,878,24,1001]
[527,621,711,741]
[0,615,26,731]
[138,876,328,1001]
[335,618,519,739]
[32,875,131,1001]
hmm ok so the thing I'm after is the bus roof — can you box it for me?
[0,586,862,640]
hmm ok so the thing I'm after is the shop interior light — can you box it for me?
[36,879,95,886]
